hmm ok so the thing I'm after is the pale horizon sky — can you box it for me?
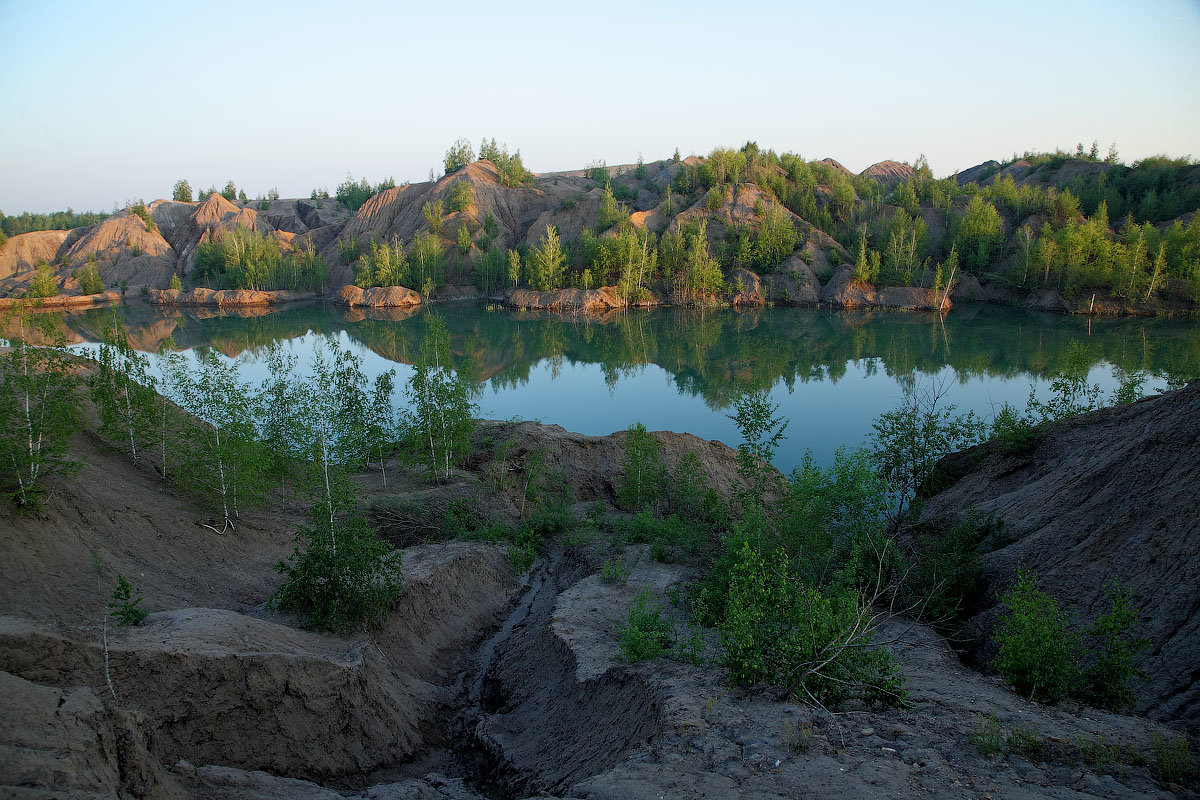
[2,0,1199,214]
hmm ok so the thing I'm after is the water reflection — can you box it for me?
[19,301,1199,471]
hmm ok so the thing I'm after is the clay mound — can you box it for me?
[919,381,1200,730]
[955,160,1001,186]
[262,198,351,235]
[518,189,604,248]
[148,199,196,237]
[985,158,1034,186]
[817,157,854,177]
[0,229,70,281]
[169,193,275,271]
[860,160,915,189]
[348,160,571,253]
[334,284,422,308]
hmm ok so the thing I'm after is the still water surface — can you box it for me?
[58,301,1199,473]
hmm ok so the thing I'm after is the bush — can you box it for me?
[991,402,1038,455]
[77,263,104,295]
[108,575,147,626]
[1082,580,1148,711]
[617,422,665,511]
[907,518,983,628]
[446,179,474,212]
[27,264,59,298]
[717,543,905,706]
[704,185,724,211]
[270,508,403,633]
[617,588,673,662]
[992,567,1081,703]
[128,203,156,232]
[444,138,474,174]
[1150,732,1196,785]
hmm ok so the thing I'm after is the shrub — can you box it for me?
[270,506,403,633]
[704,185,724,211]
[617,422,665,511]
[717,543,905,706]
[27,264,59,298]
[1150,732,1196,785]
[991,402,1038,455]
[108,575,147,626]
[128,203,156,232]
[617,588,673,662]
[992,567,1081,703]
[444,138,474,174]
[969,715,1044,760]
[170,273,182,291]
[446,179,474,212]
[907,518,983,628]
[1082,580,1148,711]
[77,263,104,295]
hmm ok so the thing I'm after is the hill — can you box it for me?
[1,144,1197,315]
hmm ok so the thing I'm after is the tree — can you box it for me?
[870,379,985,521]
[529,225,567,291]
[367,370,398,488]
[403,315,478,482]
[507,248,522,288]
[27,264,59,298]
[172,179,193,202]
[992,568,1081,703]
[0,314,81,507]
[163,348,262,533]
[446,179,474,213]
[422,200,444,236]
[88,312,156,464]
[728,389,788,504]
[754,203,798,270]
[221,181,237,202]
[617,422,666,511]
[77,262,104,295]
[444,138,475,174]
[457,223,472,255]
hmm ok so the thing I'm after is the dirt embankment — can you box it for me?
[919,381,1200,732]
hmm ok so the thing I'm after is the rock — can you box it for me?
[146,287,310,306]
[821,267,949,311]
[919,381,1200,730]
[503,286,661,313]
[334,284,423,308]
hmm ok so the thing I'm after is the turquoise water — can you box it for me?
[57,301,1199,473]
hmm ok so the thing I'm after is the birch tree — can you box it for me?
[404,314,478,482]
[88,312,156,464]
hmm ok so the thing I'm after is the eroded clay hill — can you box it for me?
[919,380,1200,732]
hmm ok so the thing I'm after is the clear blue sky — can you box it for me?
[2,0,1198,213]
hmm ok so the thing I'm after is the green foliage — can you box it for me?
[27,264,59,298]
[728,389,788,502]
[1082,580,1148,711]
[162,348,264,531]
[355,236,410,289]
[221,181,237,202]
[169,272,182,291]
[403,314,479,482]
[444,138,475,174]
[1027,341,1102,423]
[0,324,80,507]
[422,200,444,236]
[128,203,156,232]
[990,401,1038,455]
[1150,733,1196,785]
[529,224,567,291]
[77,262,104,295]
[617,422,665,511]
[597,185,628,231]
[446,178,474,213]
[457,223,472,255]
[477,138,532,187]
[0,209,107,238]
[992,568,1082,703]
[88,312,157,464]
[870,381,985,518]
[270,495,403,633]
[108,575,147,626]
[907,519,983,627]
[336,173,391,212]
[195,228,327,292]
[704,185,724,211]
[754,202,798,271]
[601,558,632,584]
[474,245,507,294]
[969,716,1044,760]
[617,588,673,662]
[717,543,905,706]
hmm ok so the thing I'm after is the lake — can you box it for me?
[51,301,1200,473]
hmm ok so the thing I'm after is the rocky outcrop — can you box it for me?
[727,258,822,307]
[146,287,310,306]
[918,382,1200,731]
[334,284,422,308]
[955,159,1001,185]
[821,267,950,310]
